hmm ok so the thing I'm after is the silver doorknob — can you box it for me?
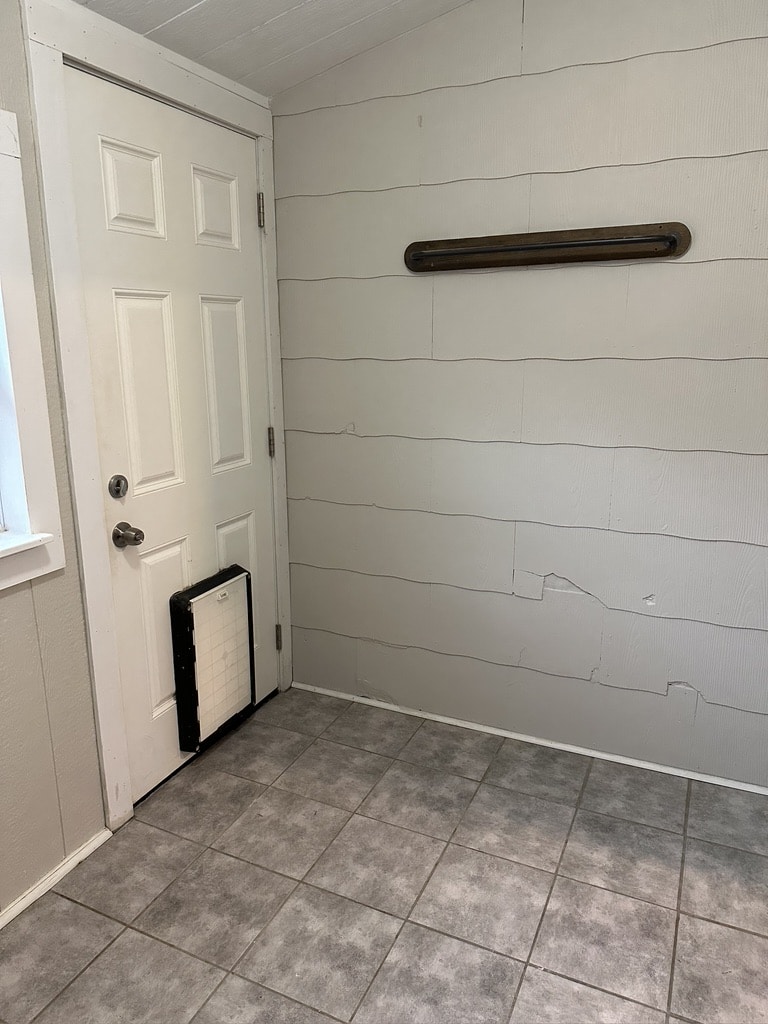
[112,522,145,548]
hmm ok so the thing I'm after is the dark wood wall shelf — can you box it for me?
[404,222,692,273]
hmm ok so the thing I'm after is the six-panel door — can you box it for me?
[64,68,279,801]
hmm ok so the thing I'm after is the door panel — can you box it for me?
[114,290,184,492]
[100,138,166,238]
[201,296,251,472]
[216,512,258,582]
[192,166,240,248]
[65,69,279,801]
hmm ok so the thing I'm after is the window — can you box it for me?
[0,108,63,590]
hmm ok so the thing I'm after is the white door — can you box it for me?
[64,69,279,801]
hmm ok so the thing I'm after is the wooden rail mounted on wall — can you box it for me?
[403,222,692,272]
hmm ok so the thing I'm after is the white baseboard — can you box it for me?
[292,681,768,797]
[0,828,112,931]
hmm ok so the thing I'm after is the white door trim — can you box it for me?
[24,0,290,829]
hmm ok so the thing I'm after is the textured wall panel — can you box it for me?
[275,2,768,784]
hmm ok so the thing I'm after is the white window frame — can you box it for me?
[0,109,64,590]
[25,0,290,830]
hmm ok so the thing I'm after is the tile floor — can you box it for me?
[2,687,768,1023]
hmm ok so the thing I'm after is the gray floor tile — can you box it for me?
[134,767,263,845]
[359,761,477,840]
[274,739,391,811]
[560,810,683,907]
[306,814,444,916]
[322,702,422,756]
[397,719,503,780]
[485,738,590,804]
[135,849,295,968]
[253,689,350,735]
[198,719,313,784]
[0,893,121,1024]
[55,820,200,923]
[214,786,349,878]
[672,914,768,1024]
[353,922,522,1024]
[34,929,222,1024]
[453,783,573,871]
[582,761,687,833]
[410,844,551,958]
[688,781,768,856]
[532,877,675,1008]
[682,837,768,936]
[192,976,335,1022]
[510,968,666,1024]
[237,885,401,1022]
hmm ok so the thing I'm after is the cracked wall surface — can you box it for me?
[272,0,768,786]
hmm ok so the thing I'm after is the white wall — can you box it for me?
[0,0,105,913]
[272,0,768,786]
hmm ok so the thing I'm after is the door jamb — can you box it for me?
[24,0,290,829]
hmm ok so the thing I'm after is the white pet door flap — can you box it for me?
[170,564,255,752]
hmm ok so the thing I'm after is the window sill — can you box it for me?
[0,531,54,559]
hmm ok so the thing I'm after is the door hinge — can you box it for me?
[275,623,283,651]
[267,426,276,457]
[257,191,265,229]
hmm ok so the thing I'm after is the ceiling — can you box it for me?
[74,0,472,97]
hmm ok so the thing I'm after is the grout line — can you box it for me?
[524,964,678,1018]
[345,918,405,1019]
[122,839,212,923]
[52,891,132,930]
[28,926,127,1022]
[186,974,232,1022]
[507,759,595,1019]
[225,969,347,1022]
[124,920,229,973]
[544,865,679,915]
[34,696,763,1021]
[54,855,308,983]
[383,915,527,966]
[273,35,768,118]
[146,737,768,897]
[292,683,768,797]
[667,780,692,1017]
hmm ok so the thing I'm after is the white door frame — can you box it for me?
[24,0,291,829]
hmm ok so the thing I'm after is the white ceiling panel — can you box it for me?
[74,0,472,96]
[79,0,202,35]
[239,0,476,96]
[147,0,308,63]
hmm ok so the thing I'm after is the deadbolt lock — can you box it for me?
[108,474,129,499]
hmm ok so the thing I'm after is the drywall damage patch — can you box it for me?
[292,556,768,715]
[515,521,768,630]
[355,684,398,704]
[512,569,544,600]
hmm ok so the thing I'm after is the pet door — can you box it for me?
[170,564,255,752]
